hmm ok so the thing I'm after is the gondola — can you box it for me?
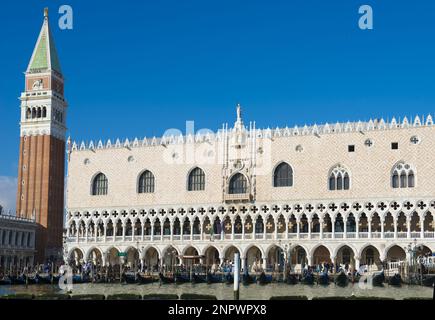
[286,273,298,285]
[10,274,27,285]
[301,272,314,285]
[334,271,348,287]
[372,270,384,287]
[318,272,329,285]
[174,273,190,284]
[72,274,90,284]
[159,272,175,284]
[37,273,53,284]
[224,272,233,284]
[0,276,12,285]
[388,273,401,287]
[422,275,435,287]
[242,272,256,285]
[192,273,207,284]
[206,272,222,284]
[257,272,272,285]
[137,273,155,284]
[26,273,39,284]
[122,272,138,284]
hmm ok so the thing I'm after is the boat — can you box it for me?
[37,273,53,284]
[388,273,401,287]
[174,273,190,284]
[318,272,329,285]
[372,270,385,287]
[242,272,256,285]
[206,272,222,284]
[301,272,314,285]
[0,276,12,285]
[26,273,39,284]
[286,273,298,285]
[137,273,155,284]
[257,272,272,285]
[422,275,435,287]
[10,274,27,285]
[122,272,137,284]
[159,272,175,284]
[192,273,207,284]
[224,272,233,284]
[334,271,348,287]
[72,274,90,284]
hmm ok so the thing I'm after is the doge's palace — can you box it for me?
[65,105,435,272]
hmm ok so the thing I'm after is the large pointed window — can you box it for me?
[229,173,248,194]
[328,165,350,191]
[92,173,108,195]
[273,162,293,187]
[391,162,415,188]
[188,167,205,191]
[138,170,155,193]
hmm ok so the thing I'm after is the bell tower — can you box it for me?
[16,8,67,263]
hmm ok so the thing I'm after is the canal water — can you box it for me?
[0,283,432,299]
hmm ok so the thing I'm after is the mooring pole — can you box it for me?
[234,253,240,300]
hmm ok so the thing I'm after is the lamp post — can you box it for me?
[405,239,423,284]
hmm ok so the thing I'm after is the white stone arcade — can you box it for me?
[65,198,435,272]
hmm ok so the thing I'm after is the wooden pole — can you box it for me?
[234,252,240,300]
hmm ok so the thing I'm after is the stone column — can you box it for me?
[296,218,300,239]
[394,218,398,239]
[170,222,173,241]
[355,215,359,239]
[141,222,144,241]
[122,224,126,241]
[85,225,89,242]
[308,218,312,239]
[368,218,372,238]
[241,219,245,240]
[241,257,246,272]
[190,224,194,241]
[380,218,384,239]
[407,216,411,239]
[420,214,424,239]
[319,218,324,239]
[354,256,360,272]
[151,224,154,241]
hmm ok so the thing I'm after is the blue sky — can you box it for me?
[0,0,434,211]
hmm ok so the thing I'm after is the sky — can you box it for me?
[0,0,434,212]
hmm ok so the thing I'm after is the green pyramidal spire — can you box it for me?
[27,8,62,74]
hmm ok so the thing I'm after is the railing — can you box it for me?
[223,193,251,202]
[384,232,394,238]
[70,229,435,243]
[323,232,332,239]
[424,231,434,238]
[410,232,420,238]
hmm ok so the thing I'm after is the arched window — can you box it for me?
[26,108,31,119]
[391,162,415,189]
[138,170,155,193]
[273,162,293,187]
[92,173,108,195]
[187,167,205,191]
[229,173,248,194]
[42,107,47,118]
[328,165,350,191]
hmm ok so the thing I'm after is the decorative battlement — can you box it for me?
[69,114,434,153]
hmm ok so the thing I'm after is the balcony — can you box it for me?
[223,193,251,202]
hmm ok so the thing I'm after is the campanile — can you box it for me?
[16,8,67,263]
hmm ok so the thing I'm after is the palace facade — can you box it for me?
[64,104,435,271]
